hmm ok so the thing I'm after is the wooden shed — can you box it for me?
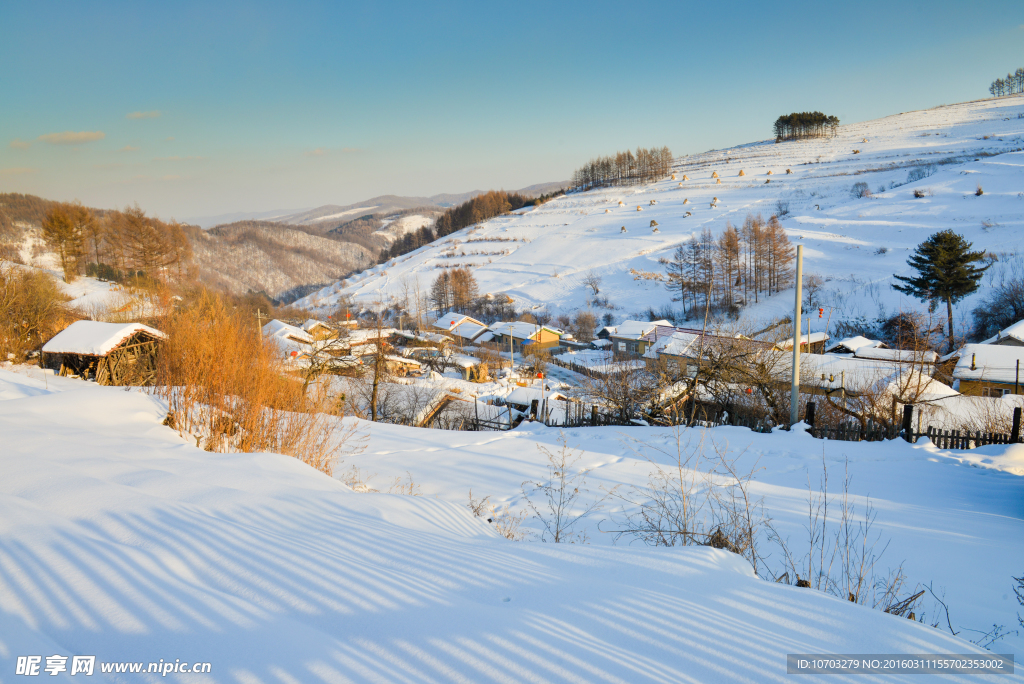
[41,321,166,386]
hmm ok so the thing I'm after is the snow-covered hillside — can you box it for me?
[2,366,1017,682]
[297,96,1024,334]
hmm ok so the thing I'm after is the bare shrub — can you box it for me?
[0,264,79,361]
[468,490,527,541]
[851,182,871,199]
[976,185,984,196]
[767,455,926,618]
[387,472,420,495]
[153,289,361,475]
[522,433,607,543]
[913,189,927,199]
[611,429,767,573]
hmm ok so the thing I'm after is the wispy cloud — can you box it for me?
[306,148,327,157]
[119,145,140,152]
[154,155,203,161]
[165,136,175,142]
[9,139,31,150]
[38,131,105,145]
[0,167,38,176]
[127,110,161,119]
[162,174,183,181]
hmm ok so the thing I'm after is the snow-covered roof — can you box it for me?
[474,331,495,344]
[609,320,671,340]
[824,335,885,354]
[795,353,955,398]
[432,312,483,332]
[302,319,332,333]
[348,328,397,345]
[449,353,481,368]
[490,321,560,340]
[450,319,491,341]
[42,321,166,356]
[645,331,700,359]
[854,347,938,364]
[592,339,612,348]
[982,319,1024,345]
[506,386,567,407]
[953,344,1024,384]
[263,320,313,344]
[777,332,830,349]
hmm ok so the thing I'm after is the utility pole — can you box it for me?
[256,308,268,334]
[1016,359,1020,396]
[790,245,804,426]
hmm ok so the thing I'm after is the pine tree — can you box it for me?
[892,230,989,352]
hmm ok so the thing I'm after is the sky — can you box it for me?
[1,0,1022,221]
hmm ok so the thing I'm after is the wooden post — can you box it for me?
[805,401,815,428]
[530,399,539,421]
[902,404,914,443]
[591,405,598,426]
[790,245,804,427]
[1012,407,1022,444]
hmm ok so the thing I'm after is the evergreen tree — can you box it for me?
[892,230,989,352]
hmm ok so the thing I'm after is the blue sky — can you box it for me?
[1,0,1022,220]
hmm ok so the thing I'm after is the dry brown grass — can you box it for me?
[0,264,80,361]
[153,289,359,475]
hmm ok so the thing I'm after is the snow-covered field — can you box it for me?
[2,365,1021,682]
[297,95,1024,336]
[2,260,137,315]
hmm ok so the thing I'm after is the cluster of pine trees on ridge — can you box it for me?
[772,112,840,142]
[989,68,1024,96]
[571,147,673,191]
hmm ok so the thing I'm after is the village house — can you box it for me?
[607,319,671,355]
[41,320,166,386]
[776,331,831,355]
[431,312,493,345]
[490,321,562,353]
[301,319,335,339]
[262,319,314,359]
[953,344,1024,397]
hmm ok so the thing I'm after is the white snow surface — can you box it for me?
[41,320,166,356]
[2,366,1019,681]
[296,96,1024,337]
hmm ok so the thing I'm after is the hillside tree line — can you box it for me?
[773,112,840,142]
[433,191,532,239]
[661,213,794,316]
[989,68,1024,96]
[571,147,673,191]
[42,201,190,284]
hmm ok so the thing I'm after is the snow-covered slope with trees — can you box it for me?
[297,96,1024,339]
[1,367,1013,682]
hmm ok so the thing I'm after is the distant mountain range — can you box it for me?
[186,181,569,229]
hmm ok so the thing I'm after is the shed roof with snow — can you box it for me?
[825,335,887,355]
[43,321,166,356]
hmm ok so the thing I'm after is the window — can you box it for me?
[983,387,1010,398]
